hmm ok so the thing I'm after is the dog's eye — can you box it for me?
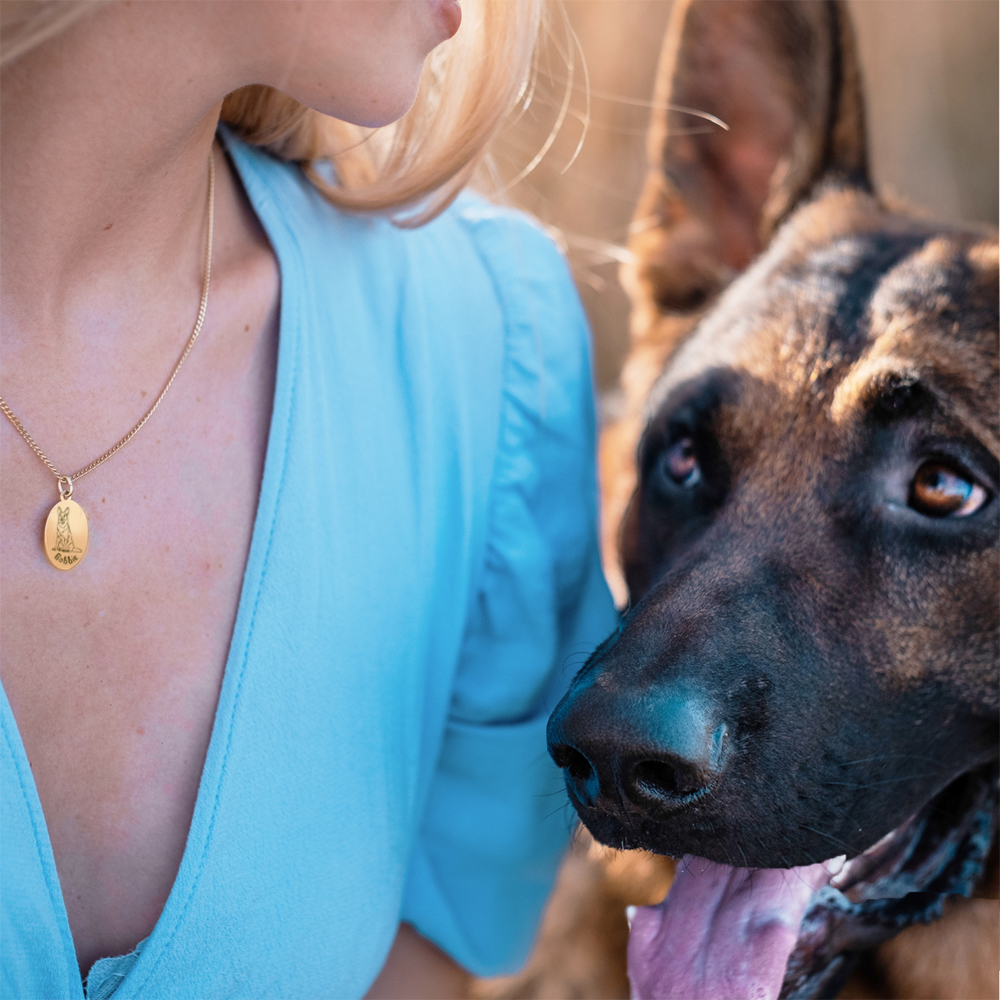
[660,437,702,487]
[909,462,988,518]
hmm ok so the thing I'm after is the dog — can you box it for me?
[540,1,999,997]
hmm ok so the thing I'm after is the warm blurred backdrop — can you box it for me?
[489,0,999,399]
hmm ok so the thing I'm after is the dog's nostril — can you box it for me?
[631,758,705,800]
[552,744,593,785]
[551,743,602,807]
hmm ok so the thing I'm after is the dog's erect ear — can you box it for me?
[628,0,870,314]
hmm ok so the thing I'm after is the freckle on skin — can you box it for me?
[136,726,145,735]
[141,390,147,398]
[104,222,113,231]
[244,324,250,332]
[102,497,106,503]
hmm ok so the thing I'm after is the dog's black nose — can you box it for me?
[548,680,729,810]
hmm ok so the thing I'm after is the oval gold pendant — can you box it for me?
[44,498,89,571]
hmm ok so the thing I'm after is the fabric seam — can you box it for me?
[453,214,528,609]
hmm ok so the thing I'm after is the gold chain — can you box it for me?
[0,153,216,496]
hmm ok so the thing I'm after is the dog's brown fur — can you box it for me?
[477,2,997,997]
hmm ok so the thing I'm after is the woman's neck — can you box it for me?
[1,5,242,348]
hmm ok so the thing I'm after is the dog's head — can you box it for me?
[549,0,997,993]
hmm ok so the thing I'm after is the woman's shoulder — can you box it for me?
[440,190,565,280]
[223,130,594,483]
[222,129,578,338]
[440,191,585,351]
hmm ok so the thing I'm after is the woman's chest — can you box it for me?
[2,552,240,973]
[1,377,490,992]
[0,303,278,974]
[1,203,511,990]
[0,325,496,990]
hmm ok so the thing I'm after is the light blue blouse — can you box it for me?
[1,131,617,998]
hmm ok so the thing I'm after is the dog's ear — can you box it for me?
[628,0,870,315]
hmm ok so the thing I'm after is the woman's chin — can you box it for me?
[427,0,462,42]
[326,84,423,130]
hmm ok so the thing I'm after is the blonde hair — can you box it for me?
[0,0,544,225]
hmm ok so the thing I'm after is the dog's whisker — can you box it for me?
[822,773,940,789]
[838,754,946,767]
[795,794,867,837]
[797,824,855,854]
[541,802,571,823]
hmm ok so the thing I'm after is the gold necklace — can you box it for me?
[0,155,215,571]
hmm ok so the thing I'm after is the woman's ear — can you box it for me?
[628,0,870,315]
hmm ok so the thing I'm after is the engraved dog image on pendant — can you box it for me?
[44,498,88,570]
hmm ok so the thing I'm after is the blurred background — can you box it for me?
[488,0,999,400]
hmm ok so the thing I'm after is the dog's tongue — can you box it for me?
[627,854,844,1000]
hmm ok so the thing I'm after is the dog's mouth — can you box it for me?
[628,761,998,1000]
[779,760,998,998]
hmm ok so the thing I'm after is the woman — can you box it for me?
[0,1,617,996]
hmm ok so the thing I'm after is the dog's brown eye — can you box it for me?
[664,437,701,487]
[909,462,987,518]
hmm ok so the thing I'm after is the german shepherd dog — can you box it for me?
[545,1,999,997]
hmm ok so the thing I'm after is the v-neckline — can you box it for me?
[0,131,303,997]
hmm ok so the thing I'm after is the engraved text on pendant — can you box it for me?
[44,498,89,571]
